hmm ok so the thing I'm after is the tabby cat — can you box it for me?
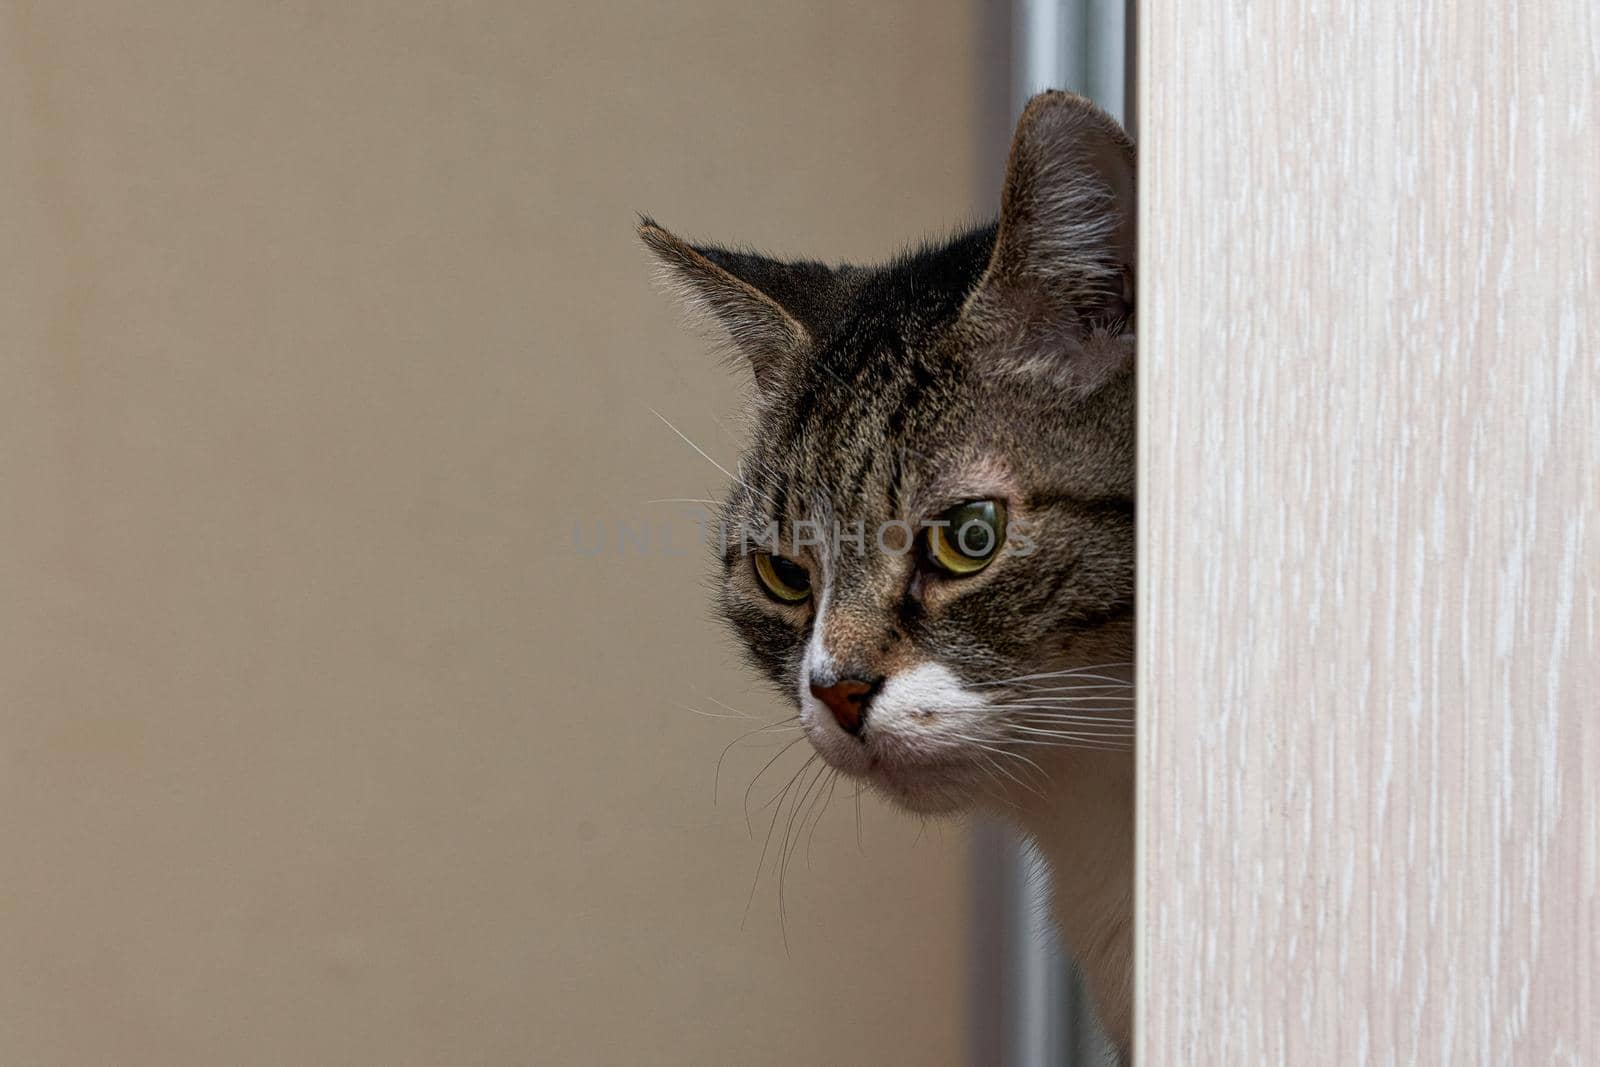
[641,91,1136,1055]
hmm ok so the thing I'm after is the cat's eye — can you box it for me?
[752,552,812,603]
[926,500,1007,575]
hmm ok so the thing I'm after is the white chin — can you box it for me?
[869,765,975,815]
[804,725,984,815]
[805,730,977,814]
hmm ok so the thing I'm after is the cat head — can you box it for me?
[641,92,1135,813]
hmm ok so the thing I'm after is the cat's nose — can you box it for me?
[809,677,880,736]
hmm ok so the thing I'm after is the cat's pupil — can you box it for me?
[752,552,811,604]
[947,501,999,557]
[771,556,809,589]
[923,500,1007,576]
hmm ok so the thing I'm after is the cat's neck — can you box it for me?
[987,745,1135,1056]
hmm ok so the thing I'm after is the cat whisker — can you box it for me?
[708,413,780,474]
[971,666,1134,689]
[1004,674,1134,687]
[1004,675,1132,684]
[649,407,778,509]
[740,732,810,830]
[964,758,1008,800]
[1000,737,1133,752]
[966,754,1037,809]
[997,705,1137,719]
[1001,684,1135,695]
[999,696,1135,707]
[1007,736,1133,752]
[1006,724,1134,744]
[690,688,769,719]
[999,698,1134,709]
[853,777,864,854]
[1009,712,1135,727]
[1007,725,1135,740]
[1011,701,1135,711]
[943,732,1051,785]
[1008,726,1135,739]
[742,753,818,944]
[998,729,1139,748]
[1016,672,1134,688]
[673,701,756,721]
[713,714,801,809]
[781,761,829,872]
[960,744,1048,799]
[977,660,1133,680]
[971,719,1135,753]
[805,770,841,870]
[776,760,831,951]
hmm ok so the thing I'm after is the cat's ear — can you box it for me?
[638,218,847,392]
[965,91,1135,334]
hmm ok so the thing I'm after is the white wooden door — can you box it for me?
[1139,2,1598,1061]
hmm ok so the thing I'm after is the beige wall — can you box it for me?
[1,4,985,1063]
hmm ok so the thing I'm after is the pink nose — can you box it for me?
[809,678,876,736]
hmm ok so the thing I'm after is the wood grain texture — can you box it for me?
[1138,2,1598,1063]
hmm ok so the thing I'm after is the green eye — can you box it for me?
[753,552,812,603]
[926,500,1007,575]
